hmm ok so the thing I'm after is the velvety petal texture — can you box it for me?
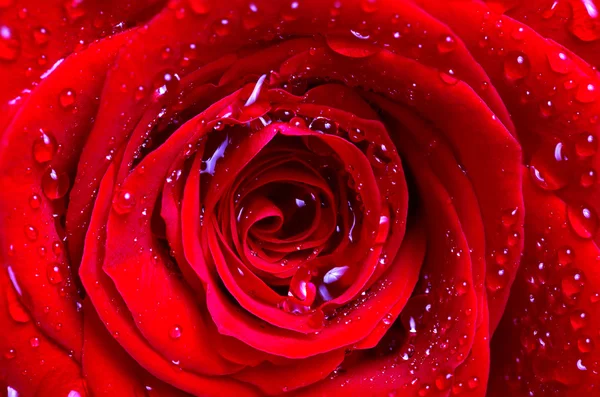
[0,0,598,396]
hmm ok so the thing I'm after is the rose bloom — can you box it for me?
[1,0,600,395]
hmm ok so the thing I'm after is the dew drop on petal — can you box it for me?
[0,25,21,62]
[360,0,379,13]
[567,203,598,239]
[59,88,76,109]
[32,130,57,164]
[547,50,570,74]
[188,0,211,14]
[41,168,70,199]
[29,194,41,209]
[437,34,456,54]
[570,310,589,330]
[486,266,507,292]
[169,325,182,339]
[439,69,458,85]
[47,263,65,285]
[24,225,38,241]
[112,190,136,215]
[504,51,531,80]
[580,169,597,187]
[32,26,50,46]
[575,132,597,157]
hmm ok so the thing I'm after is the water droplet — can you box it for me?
[539,100,554,117]
[4,348,16,359]
[59,88,76,109]
[169,325,182,339]
[547,50,570,74]
[512,26,525,40]
[32,26,50,46]
[309,117,338,135]
[188,0,211,14]
[382,313,393,325]
[567,203,598,239]
[563,271,586,298]
[575,132,597,157]
[529,142,572,190]
[501,207,519,227]
[29,337,40,348]
[112,190,135,215]
[348,127,365,142]
[47,263,65,285]
[32,130,57,164]
[576,82,599,103]
[580,169,597,187]
[212,18,231,37]
[557,246,574,267]
[24,224,38,241]
[0,25,21,61]
[360,0,379,13]
[568,0,600,42]
[437,34,456,54]
[486,266,507,292]
[290,116,307,128]
[41,168,70,199]
[570,310,589,330]
[578,336,594,352]
[435,372,454,390]
[368,143,392,168]
[439,69,458,85]
[29,194,41,209]
[418,384,431,396]
[63,0,86,21]
[281,1,299,21]
[243,2,261,29]
[504,51,531,80]
[467,376,479,390]
[153,70,180,97]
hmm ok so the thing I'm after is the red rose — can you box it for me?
[1,0,600,395]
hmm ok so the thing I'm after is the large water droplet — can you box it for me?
[435,372,454,390]
[529,142,573,190]
[575,132,597,157]
[486,266,507,292]
[504,51,531,80]
[568,0,600,42]
[47,262,65,285]
[112,190,136,215]
[153,70,180,97]
[576,82,599,103]
[29,194,41,209]
[188,0,211,14]
[169,325,182,339]
[567,203,598,238]
[578,336,594,352]
[24,224,38,241]
[562,270,586,298]
[439,69,458,85]
[41,168,70,199]
[547,50,570,74]
[32,26,50,46]
[570,310,589,330]
[32,130,57,164]
[0,25,20,61]
[59,88,76,109]
[309,117,338,135]
[360,0,379,13]
[212,18,231,37]
[580,169,597,187]
[437,34,456,54]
